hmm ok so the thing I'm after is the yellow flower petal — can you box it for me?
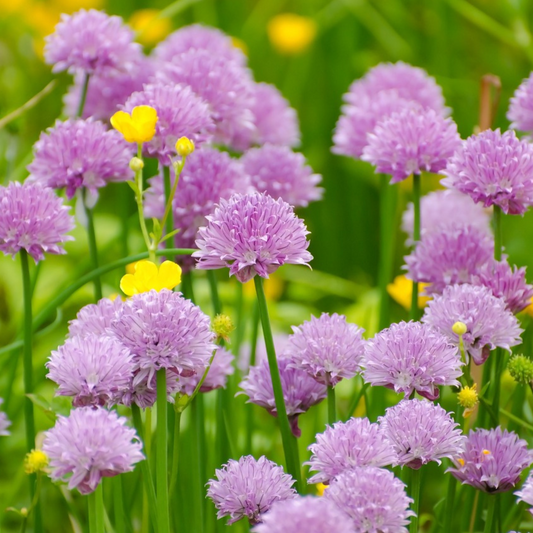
[267,14,316,55]
[135,260,159,291]
[158,260,182,290]
[111,106,158,144]
[387,275,431,310]
[120,274,139,297]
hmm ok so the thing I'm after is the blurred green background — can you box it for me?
[2,0,533,530]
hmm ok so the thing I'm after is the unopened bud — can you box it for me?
[212,314,235,342]
[508,354,533,385]
[452,321,467,336]
[175,137,195,157]
[129,157,144,172]
[24,449,48,474]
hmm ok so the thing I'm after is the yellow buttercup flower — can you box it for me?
[175,137,195,157]
[387,275,430,310]
[24,449,48,474]
[129,9,171,46]
[120,260,181,296]
[110,106,158,144]
[267,13,317,55]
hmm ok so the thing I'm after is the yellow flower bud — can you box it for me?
[110,106,158,144]
[129,157,144,172]
[458,384,478,409]
[267,13,317,55]
[120,260,182,296]
[212,314,235,342]
[452,321,467,336]
[24,450,48,474]
[175,137,195,157]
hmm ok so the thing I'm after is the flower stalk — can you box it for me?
[410,173,421,321]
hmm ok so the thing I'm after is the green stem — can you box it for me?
[134,144,155,262]
[207,270,222,314]
[193,396,206,533]
[157,369,170,533]
[31,248,195,331]
[246,303,260,453]
[76,72,90,118]
[113,477,125,533]
[169,410,182,499]
[84,190,103,301]
[131,404,158,526]
[327,386,336,425]
[378,174,398,330]
[344,380,369,422]
[442,475,457,532]
[19,250,41,533]
[95,484,105,533]
[254,276,302,492]
[409,468,422,533]
[162,165,175,250]
[483,495,497,533]
[233,283,246,355]
[493,205,502,261]
[410,173,421,321]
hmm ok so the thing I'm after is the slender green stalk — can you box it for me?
[378,174,398,330]
[131,404,158,525]
[192,396,206,533]
[84,190,103,301]
[157,368,170,533]
[95,484,105,533]
[410,174,421,321]
[32,248,196,331]
[233,283,246,354]
[483,495,497,533]
[162,165,175,250]
[76,73,90,118]
[88,490,96,533]
[20,249,36,456]
[442,475,457,532]
[254,277,302,492]
[409,468,422,533]
[113,477,125,533]
[246,304,260,453]
[207,270,222,314]
[344,380,369,422]
[327,386,336,425]
[169,410,182,498]
[20,250,42,533]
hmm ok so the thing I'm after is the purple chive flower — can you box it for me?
[156,48,254,147]
[508,73,533,133]
[43,407,143,494]
[306,417,397,484]
[194,192,313,283]
[515,472,533,514]
[0,399,11,436]
[122,370,181,409]
[238,357,327,437]
[404,225,494,295]
[110,289,216,388]
[63,54,153,121]
[362,105,461,183]
[324,467,415,533]
[241,145,323,207]
[344,61,448,114]
[284,313,365,387]
[232,82,301,150]
[379,399,466,469]
[0,182,74,262]
[47,334,134,408]
[442,129,533,215]
[207,455,297,525]
[177,346,235,395]
[471,259,533,314]
[28,119,134,199]
[144,147,251,273]
[362,321,462,400]
[154,23,247,67]
[122,83,215,165]
[333,90,411,159]
[422,284,523,365]
[68,297,123,338]
[401,189,492,245]
[252,496,355,533]
[44,9,141,76]
[448,427,533,493]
